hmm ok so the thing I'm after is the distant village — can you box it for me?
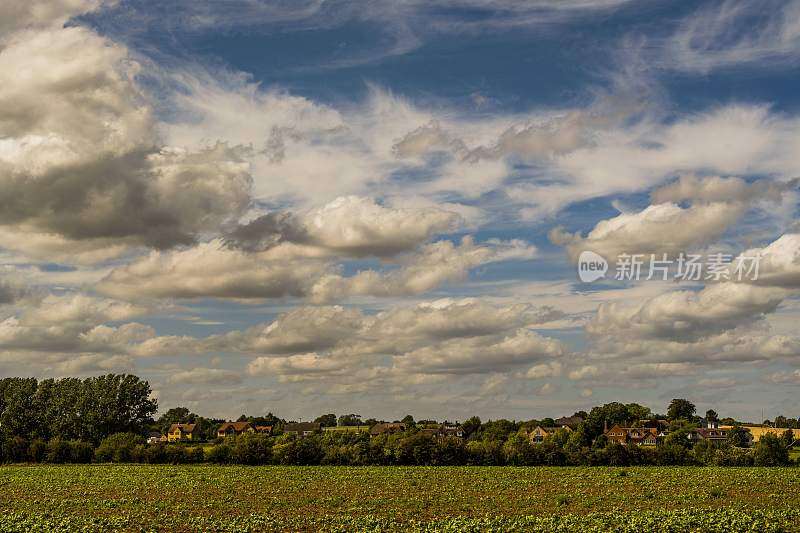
[156,413,796,449]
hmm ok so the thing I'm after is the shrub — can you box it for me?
[753,434,790,466]
[46,439,73,464]
[231,434,272,465]
[206,444,232,464]
[95,433,145,463]
[69,441,95,463]
[28,439,47,463]
[3,437,29,463]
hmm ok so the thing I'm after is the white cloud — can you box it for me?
[551,201,745,264]
[667,0,800,72]
[588,283,786,343]
[0,0,104,38]
[738,233,800,288]
[168,368,243,385]
[393,328,564,375]
[309,237,536,302]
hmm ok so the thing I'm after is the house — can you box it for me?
[217,421,255,438]
[419,424,465,439]
[555,416,584,428]
[254,425,273,434]
[369,423,407,436]
[690,427,729,443]
[167,423,200,442]
[440,424,464,438]
[147,431,166,444]
[284,422,321,436]
[529,425,572,443]
[603,424,658,446]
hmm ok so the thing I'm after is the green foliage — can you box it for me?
[753,434,791,466]
[314,413,337,427]
[667,399,696,421]
[337,414,363,427]
[0,465,798,531]
[727,425,751,448]
[95,433,146,463]
[0,374,157,444]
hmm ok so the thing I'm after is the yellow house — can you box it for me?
[528,425,572,443]
[167,423,200,442]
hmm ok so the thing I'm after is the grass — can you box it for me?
[0,465,798,531]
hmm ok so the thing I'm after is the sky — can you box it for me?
[1,0,800,423]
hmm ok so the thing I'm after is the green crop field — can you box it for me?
[0,465,799,532]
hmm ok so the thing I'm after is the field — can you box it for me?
[1,465,799,532]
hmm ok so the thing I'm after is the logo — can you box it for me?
[577,250,608,283]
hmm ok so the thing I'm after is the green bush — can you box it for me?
[45,439,72,464]
[95,433,146,463]
[28,439,47,463]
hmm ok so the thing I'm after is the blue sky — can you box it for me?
[2,0,800,422]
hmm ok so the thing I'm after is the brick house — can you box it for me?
[369,423,407,436]
[603,424,658,446]
[217,421,255,438]
[284,422,321,436]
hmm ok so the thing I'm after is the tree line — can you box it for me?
[0,375,796,466]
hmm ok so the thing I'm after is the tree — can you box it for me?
[0,378,39,439]
[157,407,195,434]
[314,414,337,427]
[337,414,363,427]
[667,399,696,421]
[462,416,481,438]
[663,422,695,449]
[726,425,750,448]
[400,415,415,425]
[79,374,157,443]
[581,402,650,444]
[781,429,794,448]
[705,409,718,423]
[753,433,790,466]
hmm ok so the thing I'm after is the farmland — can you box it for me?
[0,465,799,531]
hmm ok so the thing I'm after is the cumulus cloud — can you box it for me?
[309,237,536,302]
[0,0,103,37]
[98,235,535,302]
[248,353,350,381]
[581,278,800,373]
[393,328,564,375]
[96,239,331,300]
[0,293,154,355]
[168,368,243,385]
[522,360,563,379]
[54,354,135,375]
[162,298,569,385]
[588,283,786,343]
[651,174,796,205]
[219,306,365,355]
[226,196,461,256]
[0,22,254,259]
[550,201,745,264]
[736,233,800,288]
[551,175,796,263]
